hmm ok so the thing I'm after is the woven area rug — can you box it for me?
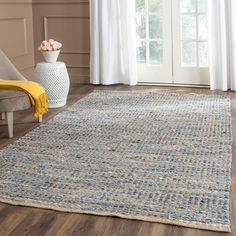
[0,90,232,232]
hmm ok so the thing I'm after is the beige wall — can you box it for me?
[0,0,35,79]
[0,0,90,83]
[32,0,90,84]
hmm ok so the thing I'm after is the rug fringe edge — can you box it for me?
[0,198,231,233]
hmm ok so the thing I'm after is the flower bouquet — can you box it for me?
[38,39,62,63]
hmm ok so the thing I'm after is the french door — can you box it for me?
[136,0,209,85]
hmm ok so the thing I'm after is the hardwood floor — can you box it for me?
[0,84,235,236]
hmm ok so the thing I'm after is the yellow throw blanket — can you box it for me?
[0,80,48,117]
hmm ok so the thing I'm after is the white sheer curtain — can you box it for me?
[208,0,236,91]
[89,0,137,85]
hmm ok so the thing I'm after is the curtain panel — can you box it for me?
[208,0,236,91]
[89,0,138,85]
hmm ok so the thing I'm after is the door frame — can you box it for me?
[137,0,210,86]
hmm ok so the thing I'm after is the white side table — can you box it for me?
[34,62,70,108]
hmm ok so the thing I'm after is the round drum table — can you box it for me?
[34,62,70,108]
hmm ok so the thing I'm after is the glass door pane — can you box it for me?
[136,0,209,85]
[136,0,163,65]
[180,0,208,67]
[136,0,173,84]
[172,0,209,85]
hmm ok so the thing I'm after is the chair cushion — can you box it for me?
[0,89,31,112]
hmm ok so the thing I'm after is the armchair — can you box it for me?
[0,50,42,138]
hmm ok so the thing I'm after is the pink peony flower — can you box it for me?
[49,39,54,44]
[52,44,58,51]
[38,39,62,51]
[57,42,62,49]
[42,40,47,46]
[46,45,53,51]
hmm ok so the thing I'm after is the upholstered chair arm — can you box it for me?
[0,49,26,81]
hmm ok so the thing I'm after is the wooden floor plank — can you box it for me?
[137,222,154,236]
[10,210,58,236]
[102,218,142,236]
[0,207,28,235]
[44,213,70,236]
[0,85,235,236]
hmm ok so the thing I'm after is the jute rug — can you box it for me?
[0,90,232,232]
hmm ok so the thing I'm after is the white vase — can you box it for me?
[42,50,60,63]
